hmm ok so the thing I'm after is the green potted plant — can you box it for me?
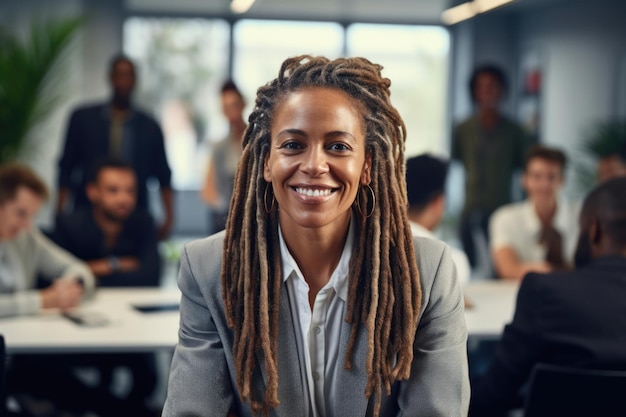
[0,17,81,163]
[583,120,626,158]
[572,120,626,195]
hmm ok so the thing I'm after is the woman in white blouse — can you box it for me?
[0,163,94,317]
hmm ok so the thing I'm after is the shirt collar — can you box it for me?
[278,218,354,302]
[101,103,136,121]
[522,195,570,233]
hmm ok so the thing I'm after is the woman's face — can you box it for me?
[221,90,245,125]
[264,87,371,233]
[0,186,42,241]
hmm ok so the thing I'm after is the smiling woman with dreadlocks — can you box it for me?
[163,55,469,417]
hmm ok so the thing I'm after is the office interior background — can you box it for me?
[1,0,625,237]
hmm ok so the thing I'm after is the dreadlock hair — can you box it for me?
[221,55,422,416]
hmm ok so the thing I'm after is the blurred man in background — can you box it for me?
[452,64,531,271]
[406,154,470,286]
[52,157,160,414]
[57,54,173,240]
[54,157,161,287]
[489,146,579,281]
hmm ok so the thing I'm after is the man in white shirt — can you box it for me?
[489,145,579,281]
[406,154,471,286]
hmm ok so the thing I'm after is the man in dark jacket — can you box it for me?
[57,54,173,239]
[52,157,161,414]
[54,157,161,287]
[470,177,626,416]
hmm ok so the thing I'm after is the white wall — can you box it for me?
[517,0,626,197]
[447,0,626,199]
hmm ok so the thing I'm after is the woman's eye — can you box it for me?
[329,143,350,151]
[281,141,302,150]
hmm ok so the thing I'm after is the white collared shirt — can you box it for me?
[489,197,580,264]
[279,220,354,417]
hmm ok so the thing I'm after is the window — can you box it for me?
[232,19,344,115]
[124,18,230,189]
[124,18,450,190]
[347,24,450,157]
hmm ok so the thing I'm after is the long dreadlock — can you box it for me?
[221,55,421,416]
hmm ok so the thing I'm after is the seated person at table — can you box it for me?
[52,157,161,287]
[406,154,471,286]
[51,157,161,412]
[489,145,579,281]
[0,163,94,318]
[470,177,626,416]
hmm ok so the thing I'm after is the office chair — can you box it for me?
[524,363,626,417]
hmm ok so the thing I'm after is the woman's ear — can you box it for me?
[361,153,372,185]
[263,154,272,183]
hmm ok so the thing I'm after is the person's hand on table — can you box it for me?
[40,278,84,311]
[522,261,552,277]
[88,257,140,276]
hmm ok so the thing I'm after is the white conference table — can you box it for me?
[464,279,519,340]
[2,288,182,354]
[1,281,519,354]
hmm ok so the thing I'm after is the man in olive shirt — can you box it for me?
[452,65,531,269]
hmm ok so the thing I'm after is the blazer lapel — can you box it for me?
[255,284,306,416]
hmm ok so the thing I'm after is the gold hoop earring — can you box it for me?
[356,184,375,218]
[264,182,276,213]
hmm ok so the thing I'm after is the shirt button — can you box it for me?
[313,372,320,381]
[314,326,321,334]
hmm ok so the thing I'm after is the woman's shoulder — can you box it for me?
[412,236,464,318]
[183,231,226,263]
[180,231,225,278]
[412,236,448,282]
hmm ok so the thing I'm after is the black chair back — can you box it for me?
[524,363,626,417]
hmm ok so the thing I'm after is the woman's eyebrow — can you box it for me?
[326,130,357,142]
[275,128,306,137]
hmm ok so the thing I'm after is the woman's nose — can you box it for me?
[301,147,329,176]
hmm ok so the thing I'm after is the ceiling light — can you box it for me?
[442,0,516,25]
[231,0,255,14]
[474,0,515,13]
[442,2,476,26]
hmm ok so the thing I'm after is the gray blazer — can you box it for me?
[163,233,469,416]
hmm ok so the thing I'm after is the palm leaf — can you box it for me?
[582,120,626,158]
[0,17,82,162]
[572,120,626,196]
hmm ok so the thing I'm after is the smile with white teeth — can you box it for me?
[295,187,333,197]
